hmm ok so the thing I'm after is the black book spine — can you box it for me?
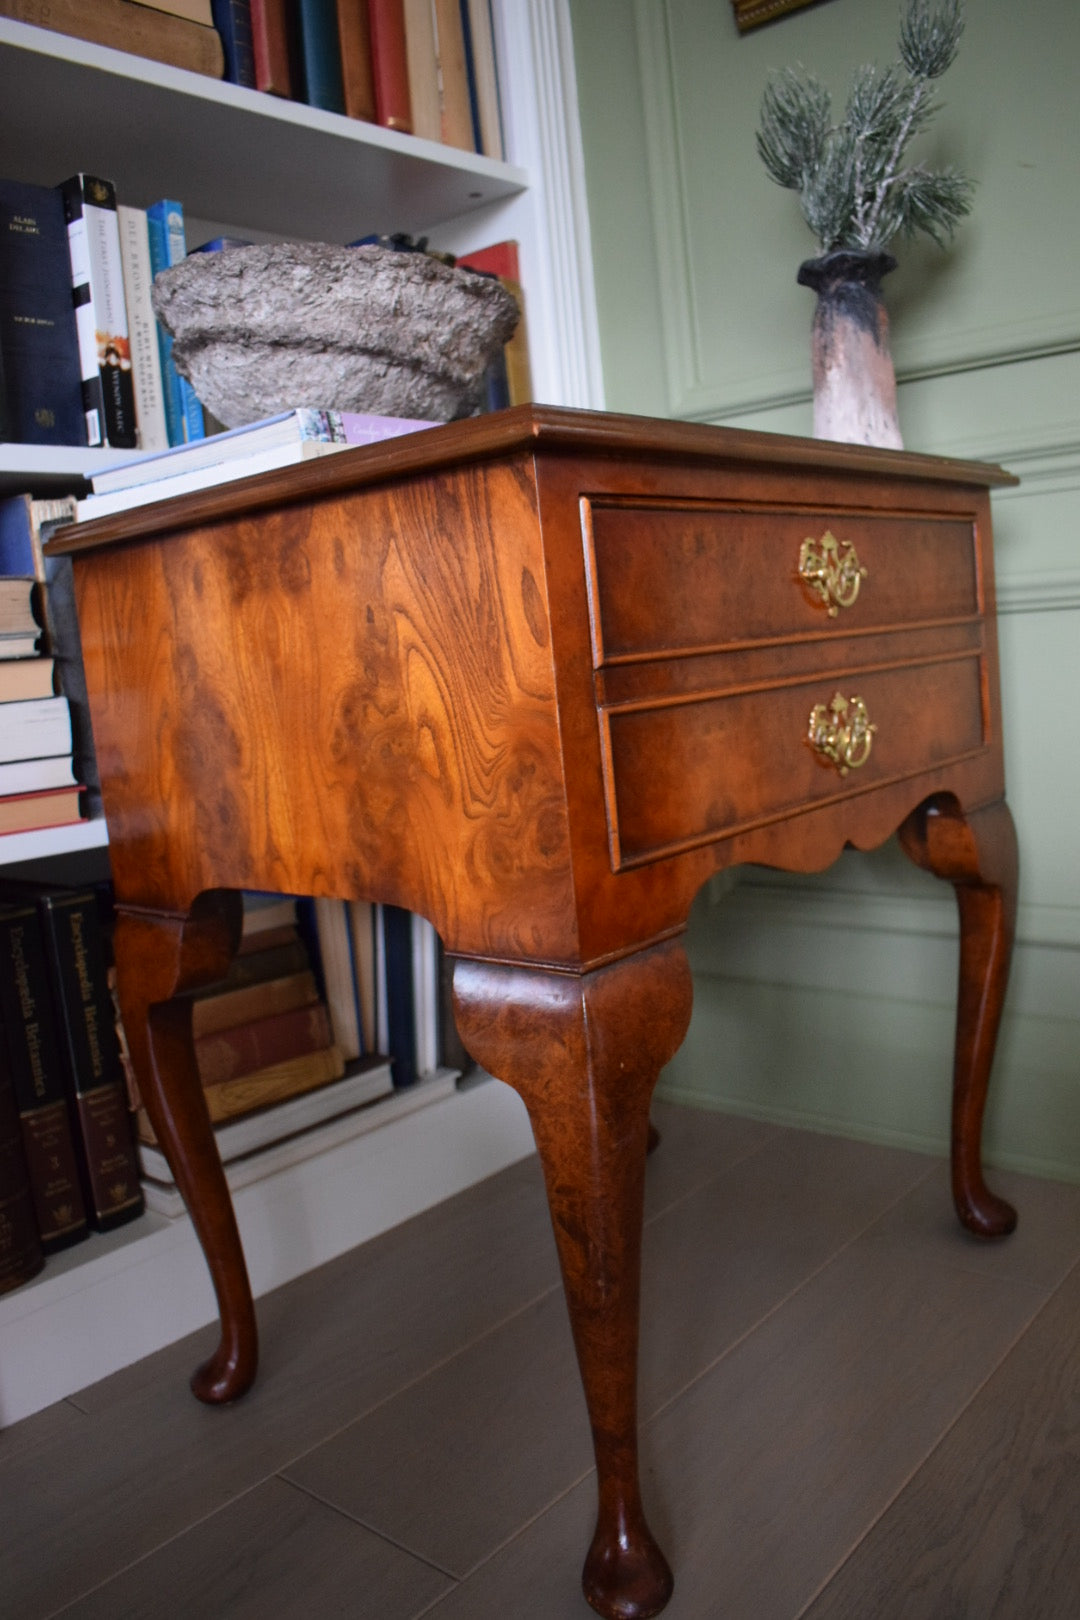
[59,175,138,451]
[0,178,86,447]
[0,905,88,1253]
[37,890,144,1232]
[0,1059,44,1297]
[382,904,417,1088]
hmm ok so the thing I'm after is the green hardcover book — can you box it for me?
[0,901,89,1253]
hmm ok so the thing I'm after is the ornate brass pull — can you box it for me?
[808,691,877,776]
[798,530,867,615]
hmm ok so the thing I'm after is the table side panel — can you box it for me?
[72,456,583,964]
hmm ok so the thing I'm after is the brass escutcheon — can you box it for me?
[808,691,877,776]
[798,530,867,616]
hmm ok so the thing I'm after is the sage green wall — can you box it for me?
[568,0,1080,1179]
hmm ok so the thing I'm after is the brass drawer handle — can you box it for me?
[809,692,877,775]
[798,530,867,615]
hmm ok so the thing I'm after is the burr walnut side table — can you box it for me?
[49,406,1019,1620]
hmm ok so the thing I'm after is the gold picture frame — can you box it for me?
[731,0,826,32]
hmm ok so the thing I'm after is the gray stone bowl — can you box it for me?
[150,242,520,427]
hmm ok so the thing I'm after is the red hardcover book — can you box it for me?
[251,0,295,96]
[336,0,376,121]
[455,239,520,281]
[194,999,334,1086]
[368,0,412,132]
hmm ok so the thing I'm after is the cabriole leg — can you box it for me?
[453,939,694,1620]
[113,895,258,1401]
[899,795,1019,1238]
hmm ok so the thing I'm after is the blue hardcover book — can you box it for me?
[0,179,86,446]
[382,904,417,1088]
[296,0,346,114]
[458,0,484,154]
[211,0,257,88]
[145,200,205,447]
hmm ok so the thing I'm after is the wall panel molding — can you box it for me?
[632,0,1080,424]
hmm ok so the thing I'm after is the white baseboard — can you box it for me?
[0,1075,535,1427]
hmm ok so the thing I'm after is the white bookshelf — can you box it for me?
[0,1,599,1419]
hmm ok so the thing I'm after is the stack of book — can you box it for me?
[210,1,504,159]
[0,2,226,80]
[135,890,457,1217]
[0,494,90,836]
[0,172,207,457]
[74,406,435,521]
[0,880,145,1283]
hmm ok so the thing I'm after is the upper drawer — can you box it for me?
[583,498,980,662]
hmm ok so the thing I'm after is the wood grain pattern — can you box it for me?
[46,408,1020,1617]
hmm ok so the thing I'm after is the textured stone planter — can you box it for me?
[150,242,520,427]
[797,249,902,450]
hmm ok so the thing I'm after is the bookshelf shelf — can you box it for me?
[0,19,529,244]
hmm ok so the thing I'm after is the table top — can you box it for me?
[47,405,1016,559]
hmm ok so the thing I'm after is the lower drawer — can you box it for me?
[601,652,987,868]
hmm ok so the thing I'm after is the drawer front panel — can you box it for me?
[603,654,987,868]
[584,499,980,661]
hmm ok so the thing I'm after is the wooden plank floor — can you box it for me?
[2,1098,1078,1620]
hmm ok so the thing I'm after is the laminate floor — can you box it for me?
[3,1099,1078,1620]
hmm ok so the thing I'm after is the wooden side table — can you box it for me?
[50,407,1018,1619]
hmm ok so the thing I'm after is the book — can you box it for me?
[311,895,362,1060]
[457,0,481,154]
[346,898,377,1052]
[203,1042,347,1123]
[133,0,216,22]
[76,437,348,521]
[0,785,83,835]
[0,1053,44,1296]
[137,1052,394,1169]
[0,178,86,446]
[369,0,412,132]
[0,900,88,1252]
[87,407,435,494]
[296,0,347,113]
[251,0,296,96]
[0,492,76,582]
[27,886,144,1231]
[431,0,474,151]
[382,902,416,1086]
[0,0,227,75]
[336,0,375,121]
[0,696,72,764]
[402,0,441,142]
[218,934,311,988]
[464,0,502,159]
[116,205,170,454]
[0,576,37,636]
[0,632,38,658]
[0,754,77,797]
[411,911,440,1077]
[58,174,139,451]
[456,241,532,404]
[0,659,55,701]
[195,998,333,1086]
[0,494,102,811]
[211,0,256,85]
[191,967,320,1037]
[240,889,299,937]
[145,199,205,447]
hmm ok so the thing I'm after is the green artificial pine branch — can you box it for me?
[756,0,974,254]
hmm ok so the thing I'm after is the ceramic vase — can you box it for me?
[797,249,902,450]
